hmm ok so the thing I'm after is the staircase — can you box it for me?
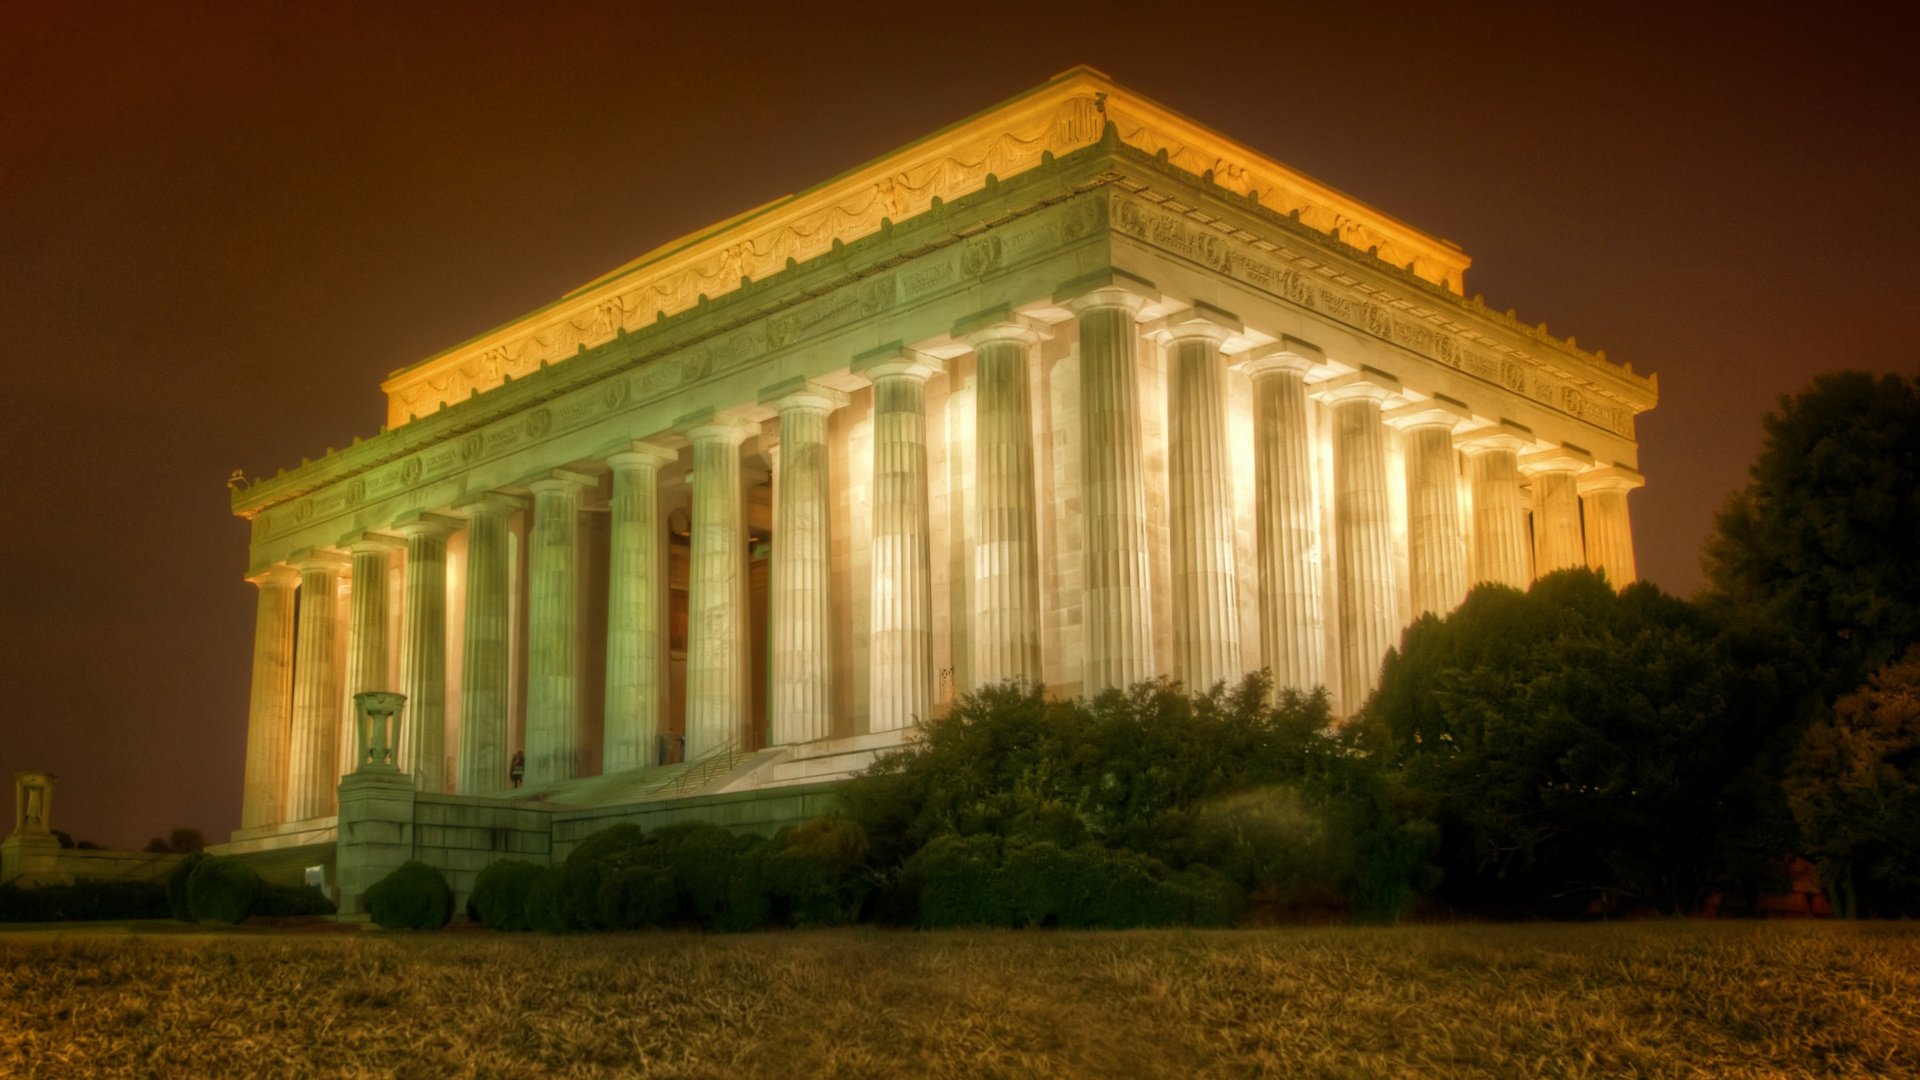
[518,739,776,808]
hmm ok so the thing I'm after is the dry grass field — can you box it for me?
[2,921,1916,1077]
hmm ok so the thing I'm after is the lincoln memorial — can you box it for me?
[217,69,1655,902]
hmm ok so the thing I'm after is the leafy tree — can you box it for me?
[1786,647,1920,917]
[1362,569,1807,916]
[1704,370,1920,696]
[143,827,206,854]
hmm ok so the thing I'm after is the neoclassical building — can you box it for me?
[222,69,1654,896]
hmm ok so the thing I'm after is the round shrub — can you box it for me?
[1170,865,1245,927]
[187,855,260,925]
[167,851,206,922]
[599,865,676,929]
[364,861,453,930]
[762,819,868,926]
[525,866,569,934]
[559,824,648,929]
[469,859,545,932]
[911,835,1007,928]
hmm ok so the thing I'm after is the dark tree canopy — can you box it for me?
[1360,569,1809,916]
[1704,370,1920,695]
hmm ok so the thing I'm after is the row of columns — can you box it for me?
[240,291,1641,829]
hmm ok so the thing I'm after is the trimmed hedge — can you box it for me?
[598,865,676,929]
[468,859,545,932]
[365,861,453,930]
[911,837,1244,929]
[187,856,260,925]
[525,866,568,934]
[167,851,206,922]
[558,825,648,929]
[561,821,770,932]
[760,819,868,927]
[255,883,337,917]
[0,880,169,923]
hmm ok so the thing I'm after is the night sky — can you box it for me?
[4,3,1914,849]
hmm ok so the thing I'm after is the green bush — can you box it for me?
[912,835,1008,928]
[469,859,545,932]
[166,851,206,922]
[254,883,337,917]
[761,819,869,926]
[0,880,170,922]
[598,865,675,930]
[1169,865,1245,927]
[364,861,453,930]
[558,825,648,929]
[187,856,260,924]
[525,866,569,934]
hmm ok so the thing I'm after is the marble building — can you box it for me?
[222,69,1655,874]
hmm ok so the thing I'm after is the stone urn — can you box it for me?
[353,691,407,772]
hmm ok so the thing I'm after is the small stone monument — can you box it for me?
[1,773,62,885]
[353,691,407,771]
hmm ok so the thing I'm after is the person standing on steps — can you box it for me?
[509,750,525,789]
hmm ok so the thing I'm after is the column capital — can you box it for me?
[338,532,405,555]
[390,512,464,539]
[1146,301,1243,347]
[289,548,350,574]
[760,375,852,412]
[525,468,595,496]
[1456,421,1537,455]
[850,342,944,383]
[1054,268,1159,314]
[1577,464,1645,495]
[1385,395,1473,433]
[953,304,1053,348]
[1239,335,1325,377]
[451,491,528,518]
[1315,367,1403,406]
[605,441,678,472]
[674,407,759,445]
[247,564,301,588]
[1520,444,1595,476]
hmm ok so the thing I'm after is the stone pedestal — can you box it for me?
[333,769,416,915]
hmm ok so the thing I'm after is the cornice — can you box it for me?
[376,68,1471,428]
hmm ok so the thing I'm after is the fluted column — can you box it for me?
[1061,273,1156,695]
[341,535,401,776]
[1320,371,1401,713]
[851,349,940,732]
[1387,399,1472,618]
[1523,446,1592,577]
[1243,340,1326,697]
[760,379,847,741]
[681,412,755,758]
[287,552,348,820]
[524,470,593,786]
[1579,466,1643,588]
[457,493,524,793]
[240,566,298,829]
[1157,303,1243,691]
[396,514,459,793]
[603,443,677,773]
[1458,424,1535,591]
[957,308,1050,687]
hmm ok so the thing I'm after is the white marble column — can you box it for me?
[603,443,676,773]
[957,309,1050,688]
[851,349,940,732]
[1387,398,1472,618]
[1579,465,1643,588]
[240,566,298,830]
[1158,303,1243,692]
[525,470,593,786]
[761,379,847,741]
[341,536,401,776]
[1523,446,1592,577]
[1320,371,1401,713]
[1458,424,1535,591]
[287,552,348,820]
[396,514,459,793]
[457,493,524,794]
[1062,275,1156,694]
[1243,340,1326,697]
[680,412,755,758]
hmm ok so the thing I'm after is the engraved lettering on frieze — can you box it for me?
[1318,290,1354,320]
[425,449,456,472]
[525,408,553,440]
[1531,377,1556,404]
[1463,351,1498,380]
[903,260,955,296]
